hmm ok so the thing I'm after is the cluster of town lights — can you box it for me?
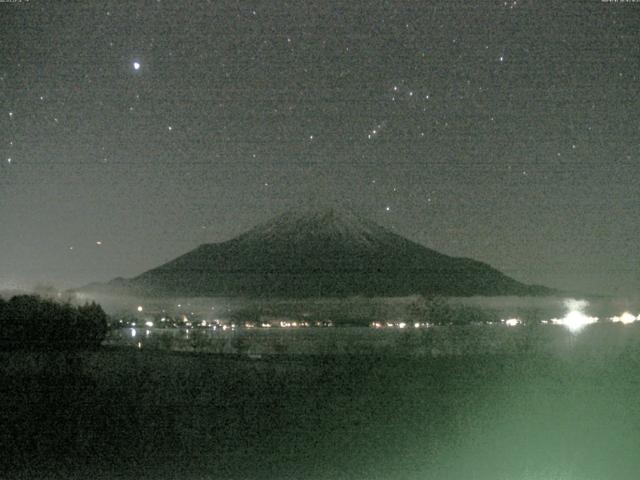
[502,299,639,333]
[132,301,638,335]
[370,321,429,329]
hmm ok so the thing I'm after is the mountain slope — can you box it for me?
[89,208,554,297]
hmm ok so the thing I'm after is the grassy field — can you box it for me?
[3,340,640,479]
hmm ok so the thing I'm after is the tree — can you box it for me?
[76,302,109,349]
[0,295,109,351]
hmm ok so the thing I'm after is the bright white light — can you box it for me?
[130,328,137,338]
[145,321,153,327]
[133,61,140,70]
[562,310,597,333]
[398,322,406,329]
[504,318,521,327]
[137,305,143,312]
[611,312,636,325]
[550,299,598,333]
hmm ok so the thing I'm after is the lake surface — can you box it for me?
[3,347,640,479]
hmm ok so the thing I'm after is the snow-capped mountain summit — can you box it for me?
[85,208,553,297]
[236,208,404,249]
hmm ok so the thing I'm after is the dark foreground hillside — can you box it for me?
[3,347,640,479]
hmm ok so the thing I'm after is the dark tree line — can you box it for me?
[0,295,108,350]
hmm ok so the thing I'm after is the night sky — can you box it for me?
[1,0,639,296]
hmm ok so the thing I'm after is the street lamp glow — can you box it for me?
[553,299,598,333]
[561,310,597,333]
[137,305,143,312]
[611,312,636,325]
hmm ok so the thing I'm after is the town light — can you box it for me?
[611,312,636,325]
[552,299,598,333]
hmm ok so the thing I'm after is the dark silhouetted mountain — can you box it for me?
[83,208,555,297]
